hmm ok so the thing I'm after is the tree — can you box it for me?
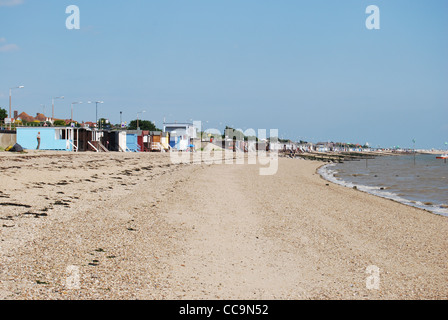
[128,120,160,131]
[0,107,8,122]
[53,120,67,126]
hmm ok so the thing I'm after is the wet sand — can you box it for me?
[0,151,447,299]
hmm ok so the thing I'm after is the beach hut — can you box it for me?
[16,127,77,151]
[161,132,170,151]
[268,141,283,152]
[148,131,163,152]
[97,130,120,152]
[126,132,141,152]
[163,122,197,151]
[125,130,148,152]
[315,143,330,152]
[15,127,131,152]
[75,128,94,152]
[80,129,108,152]
[117,131,127,152]
[140,131,151,152]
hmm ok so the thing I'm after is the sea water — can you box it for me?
[319,154,448,217]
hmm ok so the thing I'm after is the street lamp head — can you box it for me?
[18,86,24,89]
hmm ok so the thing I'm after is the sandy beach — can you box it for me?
[0,151,447,300]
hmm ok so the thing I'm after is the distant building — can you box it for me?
[13,110,67,125]
[14,112,50,124]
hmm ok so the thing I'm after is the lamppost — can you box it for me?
[137,110,146,130]
[71,102,83,124]
[9,85,24,129]
[120,111,123,129]
[88,101,104,129]
[52,96,64,120]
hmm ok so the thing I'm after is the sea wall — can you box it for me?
[0,132,16,149]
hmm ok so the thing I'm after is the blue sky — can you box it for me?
[1,0,447,149]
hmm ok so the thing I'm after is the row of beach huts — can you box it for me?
[0,123,197,152]
[0,123,374,154]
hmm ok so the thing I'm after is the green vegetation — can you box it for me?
[53,120,67,126]
[128,120,160,131]
[0,107,7,122]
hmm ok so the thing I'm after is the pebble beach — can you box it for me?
[0,151,447,300]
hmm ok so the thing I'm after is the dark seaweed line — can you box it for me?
[0,203,32,208]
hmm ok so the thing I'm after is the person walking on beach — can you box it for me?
[37,132,41,150]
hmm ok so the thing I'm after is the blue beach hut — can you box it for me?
[16,127,75,151]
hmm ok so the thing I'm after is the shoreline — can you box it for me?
[317,158,448,217]
[1,153,447,299]
[318,163,447,218]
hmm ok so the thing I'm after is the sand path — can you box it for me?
[160,158,448,300]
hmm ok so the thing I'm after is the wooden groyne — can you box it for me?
[281,151,379,163]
